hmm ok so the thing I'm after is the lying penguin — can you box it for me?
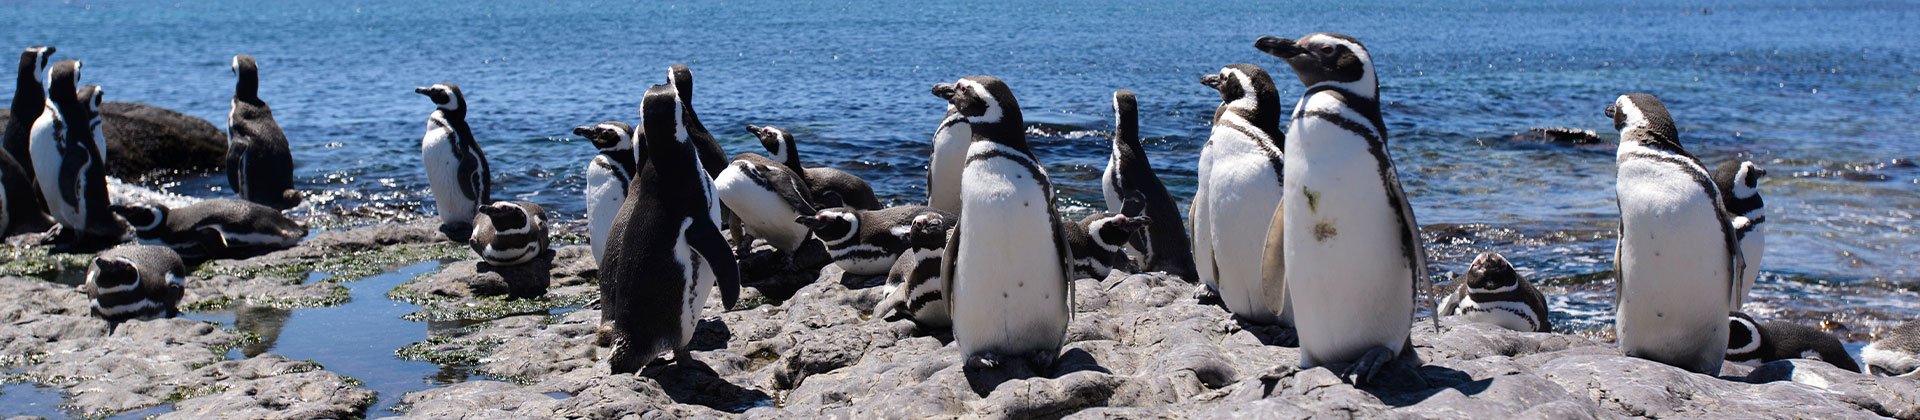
[111,199,306,260]
[1863,319,1920,377]
[1438,251,1552,333]
[1728,312,1860,373]
[470,201,550,267]
[1062,211,1152,280]
[874,211,954,328]
[797,205,950,276]
[87,244,187,329]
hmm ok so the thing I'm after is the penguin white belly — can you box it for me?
[952,149,1069,358]
[1284,116,1414,367]
[421,128,475,226]
[927,121,970,213]
[1455,296,1538,332]
[207,225,300,248]
[1190,144,1218,290]
[1615,159,1731,371]
[1101,151,1122,211]
[584,157,625,265]
[1738,229,1765,303]
[714,165,809,252]
[674,219,719,348]
[1199,133,1286,322]
[28,114,80,227]
[484,242,540,265]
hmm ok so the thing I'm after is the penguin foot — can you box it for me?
[673,348,695,365]
[964,352,1001,369]
[1341,346,1398,386]
[1194,284,1223,306]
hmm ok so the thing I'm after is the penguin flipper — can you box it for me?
[224,142,246,195]
[1612,228,1625,310]
[687,218,740,310]
[1437,284,1465,317]
[939,218,961,318]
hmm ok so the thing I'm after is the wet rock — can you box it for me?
[165,354,376,419]
[398,250,554,300]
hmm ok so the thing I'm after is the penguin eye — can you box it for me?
[1317,44,1335,55]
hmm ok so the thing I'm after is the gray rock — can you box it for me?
[163,354,376,420]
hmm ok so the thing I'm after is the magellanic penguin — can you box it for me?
[1258,33,1429,384]
[795,205,949,276]
[1605,92,1742,375]
[226,54,302,210]
[1726,312,1861,372]
[1063,210,1151,280]
[1713,160,1767,307]
[414,83,492,242]
[747,125,882,210]
[600,83,741,373]
[873,211,954,328]
[667,64,727,179]
[471,201,550,267]
[1864,320,1920,377]
[927,104,972,214]
[1190,64,1290,325]
[715,142,820,254]
[110,198,307,260]
[30,62,125,249]
[932,76,1074,370]
[1101,89,1198,283]
[1,46,56,236]
[1438,252,1551,333]
[86,244,187,328]
[576,121,639,267]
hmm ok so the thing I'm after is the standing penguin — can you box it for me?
[86,244,187,328]
[226,54,302,210]
[30,62,123,249]
[110,199,307,260]
[1,46,56,236]
[667,64,727,179]
[1713,160,1766,307]
[932,76,1074,370]
[1864,320,1920,377]
[414,83,492,241]
[576,121,638,266]
[600,84,741,373]
[1258,33,1427,384]
[874,211,954,328]
[1102,90,1198,283]
[471,201,550,267]
[715,146,820,254]
[795,205,949,276]
[1604,93,1741,375]
[1191,64,1291,325]
[746,125,882,210]
[1438,251,1551,333]
[1726,312,1860,372]
[927,106,971,214]
[1063,211,1152,280]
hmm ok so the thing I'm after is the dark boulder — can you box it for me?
[0,101,226,179]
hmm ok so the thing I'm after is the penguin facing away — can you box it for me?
[874,211,955,328]
[1437,251,1551,333]
[1726,312,1861,373]
[414,83,492,242]
[1864,320,1920,377]
[471,201,550,267]
[795,205,947,276]
[932,76,1075,371]
[600,83,741,373]
[927,106,972,214]
[226,54,302,210]
[747,125,882,210]
[1191,64,1290,326]
[1,46,56,236]
[1605,92,1741,375]
[576,121,639,267]
[31,62,125,249]
[715,142,820,254]
[1712,159,1767,307]
[1101,89,1198,283]
[110,198,307,260]
[668,64,728,179]
[1258,33,1428,384]
[86,244,187,328]
[1063,209,1152,281]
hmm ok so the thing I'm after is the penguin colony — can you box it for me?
[1,33,1892,384]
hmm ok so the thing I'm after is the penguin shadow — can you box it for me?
[733,239,828,304]
[1235,319,1301,347]
[962,348,1111,397]
[1277,361,1478,408]
[686,317,733,352]
[473,248,555,299]
[642,355,773,413]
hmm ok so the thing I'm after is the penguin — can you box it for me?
[873,211,954,328]
[746,125,882,210]
[1726,312,1861,372]
[599,83,741,373]
[86,244,187,327]
[225,54,302,210]
[1713,160,1767,307]
[1191,64,1290,325]
[414,83,492,242]
[1101,89,1198,283]
[1063,210,1152,280]
[1864,320,1920,377]
[714,147,819,254]
[30,61,124,249]
[667,64,727,179]
[1258,33,1428,384]
[795,205,950,276]
[1,46,56,236]
[1603,92,1742,375]
[109,198,307,260]
[1438,251,1551,333]
[932,76,1075,370]
[576,121,639,266]
[927,105,972,214]
[470,201,550,267]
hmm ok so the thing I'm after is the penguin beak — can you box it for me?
[572,126,596,137]
[1254,36,1305,59]
[1604,103,1620,120]
[931,83,958,101]
[1129,215,1152,227]
[1752,167,1768,178]
[1199,74,1224,88]
[414,86,433,95]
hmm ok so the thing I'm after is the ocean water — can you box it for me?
[1,0,1917,394]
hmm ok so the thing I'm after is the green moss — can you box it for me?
[394,336,502,367]
[195,243,463,284]
[400,293,595,323]
[209,329,263,358]
[0,243,94,280]
[163,383,229,403]
[180,296,236,312]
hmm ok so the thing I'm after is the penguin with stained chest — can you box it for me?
[600,83,741,373]
[1604,92,1742,375]
[414,83,492,242]
[86,244,187,328]
[471,201,551,267]
[30,61,125,250]
[1438,251,1551,333]
[576,121,639,266]
[1864,320,1920,377]
[1,46,56,236]
[927,105,972,214]
[1726,312,1860,372]
[1101,89,1197,283]
[746,125,882,210]
[1258,33,1430,384]
[1191,64,1291,326]
[715,132,821,255]
[226,54,302,210]
[874,211,954,328]
[1713,160,1767,308]
[111,198,307,260]
[1062,208,1152,280]
[795,205,949,276]
[932,76,1075,371]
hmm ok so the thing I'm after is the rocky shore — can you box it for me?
[2,221,1916,419]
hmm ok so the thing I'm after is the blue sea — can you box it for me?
[2,0,1917,416]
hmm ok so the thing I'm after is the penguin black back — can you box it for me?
[748,125,882,210]
[1103,90,1197,282]
[226,54,301,210]
[668,64,727,179]
[1728,312,1861,372]
[4,46,52,170]
[87,245,187,325]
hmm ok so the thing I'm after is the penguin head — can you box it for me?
[1605,93,1681,151]
[1463,251,1524,294]
[932,76,1020,126]
[1255,33,1376,98]
[1727,312,1766,361]
[71,85,103,141]
[88,256,141,292]
[574,121,634,153]
[746,124,796,164]
[1112,89,1138,137]
[21,46,54,86]
[639,83,686,148]
[796,208,858,245]
[909,212,951,240]
[478,201,536,231]
[1199,64,1276,105]
[1714,160,1767,202]
[231,54,260,99]
[109,204,168,234]
[414,83,465,113]
[1083,212,1150,252]
[667,64,695,103]
[44,60,80,106]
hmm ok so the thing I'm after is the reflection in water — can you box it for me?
[232,305,293,358]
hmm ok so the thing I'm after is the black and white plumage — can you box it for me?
[796,205,947,276]
[1713,160,1767,307]
[471,201,550,266]
[932,76,1075,370]
[747,125,882,210]
[716,148,820,254]
[110,199,306,260]
[927,106,971,214]
[576,121,639,266]
[86,244,187,325]
[1864,320,1920,377]
[30,61,123,248]
[1191,64,1290,325]
[225,54,302,210]
[1101,90,1198,283]
[1726,312,1860,373]
[414,83,492,241]
[1,46,55,236]
[1605,93,1742,375]
[600,83,741,373]
[1438,252,1551,333]
[1258,33,1427,384]
[1063,210,1151,280]
[668,64,727,179]
[874,211,954,328]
